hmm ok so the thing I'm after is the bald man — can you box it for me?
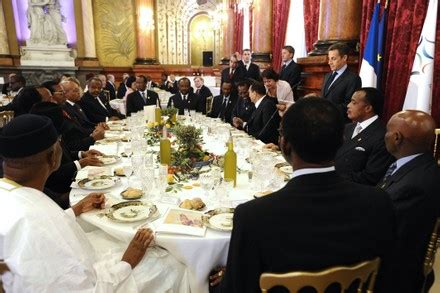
[379,110,440,293]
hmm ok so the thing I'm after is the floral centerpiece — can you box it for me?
[161,107,178,126]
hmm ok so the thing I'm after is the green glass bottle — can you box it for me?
[160,126,171,165]
[224,135,237,187]
[155,98,161,124]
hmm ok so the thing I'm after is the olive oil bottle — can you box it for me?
[224,134,237,187]
[155,98,161,124]
[160,126,171,165]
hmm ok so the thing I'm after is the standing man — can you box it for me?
[209,97,395,292]
[335,88,394,185]
[220,55,245,93]
[126,75,160,117]
[380,110,440,293]
[208,81,237,124]
[232,81,255,129]
[240,49,261,82]
[233,82,279,144]
[193,76,213,114]
[321,42,362,121]
[279,45,301,91]
[105,74,117,100]
[167,77,199,115]
[117,73,130,99]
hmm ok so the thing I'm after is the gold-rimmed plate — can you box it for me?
[78,176,117,190]
[97,155,120,165]
[202,208,234,232]
[106,201,157,223]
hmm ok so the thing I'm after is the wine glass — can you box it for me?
[122,165,133,187]
[200,173,214,202]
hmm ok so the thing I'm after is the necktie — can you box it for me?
[281,64,286,72]
[351,124,363,138]
[325,71,338,94]
[196,88,200,95]
[141,91,147,104]
[382,162,397,182]
[182,95,187,108]
[229,70,234,80]
[219,97,228,119]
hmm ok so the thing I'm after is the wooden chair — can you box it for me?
[0,260,9,293]
[421,217,440,292]
[206,95,213,115]
[434,129,440,166]
[260,258,380,293]
[0,111,14,127]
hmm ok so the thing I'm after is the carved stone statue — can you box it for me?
[27,0,67,46]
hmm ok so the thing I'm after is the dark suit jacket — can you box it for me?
[116,82,127,99]
[379,153,440,293]
[194,85,213,114]
[104,81,116,100]
[232,97,255,123]
[45,143,79,194]
[241,62,262,82]
[167,92,199,115]
[62,101,96,133]
[61,117,95,152]
[279,60,301,89]
[126,90,160,117]
[245,96,279,144]
[335,119,395,185]
[321,69,362,121]
[208,94,237,124]
[220,171,395,293]
[220,66,246,89]
[79,92,121,123]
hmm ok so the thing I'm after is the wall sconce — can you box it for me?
[139,6,154,32]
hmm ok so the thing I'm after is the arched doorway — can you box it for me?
[189,14,214,66]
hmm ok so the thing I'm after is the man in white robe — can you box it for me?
[0,114,189,292]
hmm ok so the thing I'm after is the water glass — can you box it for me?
[122,165,133,187]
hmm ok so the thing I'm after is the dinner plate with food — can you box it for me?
[106,201,158,223]
[202,208,235,232]
[179,197,206,211]
[77,176,117,190]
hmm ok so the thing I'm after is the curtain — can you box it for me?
[432,13,440,125]
[303,0,320,53]
[284,0,308,60]
[272,0,291,72]
[233,4,244,53]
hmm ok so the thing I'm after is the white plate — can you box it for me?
[106,201,158,223]
[202,208,235,232]
[280,166,293,174]
[97,155,119,165]
[78,177,116,190]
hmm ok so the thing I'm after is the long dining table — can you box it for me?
[69,115,287,293]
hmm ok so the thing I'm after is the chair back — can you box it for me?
[0,111,14,127]
[434,129,440,165]
[0,260,9,293]
[260,258,380,293]
[421,217,440,292]
[206,95,213,114]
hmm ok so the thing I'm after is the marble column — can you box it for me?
[81,0,97,59]
[220,0,234,64]
[134,0,158,64]
[310,0,362,55]
[251,0,272,63]
[0,1,10,55]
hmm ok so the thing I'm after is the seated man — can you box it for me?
[193,76,213,114]
[167,77,199,115]
[208,81,237,124]
[233,82,279,144]
[380,110,440,293]
[126,75,160,116]
[79,77,123,123]
[231,81,255,129]
[335,88,394,185]
[210,97,395,292]
[0,114,188,292]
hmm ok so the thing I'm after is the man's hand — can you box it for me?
[97,122,109,130]
[79,156,103,168]
[72,193,105,216]
[232,117,243,129]
[276,104,287,111]
[122,228,154,269]
[109,116,120,121]
[209,266,226,287]
[91,128,105,141]
[264,143,279,151]
[82,149,103,158]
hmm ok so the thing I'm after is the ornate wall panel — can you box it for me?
[93,0,136,67]
[156,0,221,65]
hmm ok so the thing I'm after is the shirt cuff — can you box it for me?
[74,160,82,171]
[78,151,83,159]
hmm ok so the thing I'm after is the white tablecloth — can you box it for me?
[70,120,285,293]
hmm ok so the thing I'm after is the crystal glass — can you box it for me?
[131,154,144,177]
[122,165,133,187]
[200,172,214,201]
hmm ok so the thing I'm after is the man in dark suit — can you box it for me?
[321,43,362,122]
[232,81,255,129]
[233,82,279,144]
[209,97,395,293]
[193,76,213,114]
[126,75,160,116]
[220,55,246,94]
[104,74,117,100]
[279,45,301,91]
[335,88,394,185]
[167,77,199,115]
[79,77,123,123]
[240,49,261,82]
[380,110,440,293]
[116,73,129,99]
[208,81,237,124]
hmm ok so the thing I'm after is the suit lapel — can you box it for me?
[336,120,381,158]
